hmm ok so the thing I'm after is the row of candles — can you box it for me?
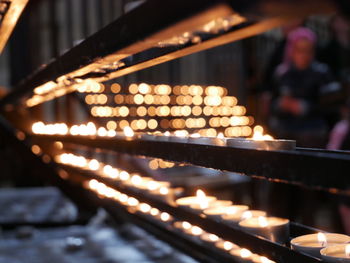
[32,121,294,151]
[56,152,350,261]
[87,178,275,263]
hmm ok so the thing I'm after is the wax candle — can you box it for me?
[215,240,239,251]
[222,210,266,225]
[321,244,350,263]
[203,205,248,220]
[123,126,137,140]
[200,232,221,243]
[189,200,232,212]
[291,233,350,258]
[239,216,290,244]
[176,189,217,208]
[187,133,226,146]
[169,130,189,143]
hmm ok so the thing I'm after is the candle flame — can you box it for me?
[240,248,252,258]
[208,234,219,242]
[217,132,224,139]
[88,159,100,171]
[260,256,273,263]
[317,232,327,246]
[182,221,191,230]
[346,244,350,257]
[174,130,188,137]
[196,189,209,209]
[150,208,160,216]
[223,241,234,250]
[123,126,134,137]
[252,125,273,141]
[258,216,269,227]
[164,131,170,136]
[227,207,237,215]
[191,226,203,236]
[242,211,253,220]
[160,212,170,222]
[196,189,206,199]
[190,133,201,138]
[159,186,169,195]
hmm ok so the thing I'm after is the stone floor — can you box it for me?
[0,187,198,263]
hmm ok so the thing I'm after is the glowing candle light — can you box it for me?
[321,244,350,263]
[216,240,238,251]
[200,233,220,243]
[123,126,135,139]
[239,216,290,244]
[88,159,100,171]
[190,226,203,236]
[292,233,350,258]
[160,212,171,222]
[203,204,248,220]
[176,189,217,208]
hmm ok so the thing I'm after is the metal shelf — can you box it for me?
[0,0,336,109]
[0,0,28,53]
[61,164,322,263]
[31,134,350,195]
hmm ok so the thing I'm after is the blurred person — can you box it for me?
[269,27,340,147]
[266,28,340,229]
[259,19,304,124]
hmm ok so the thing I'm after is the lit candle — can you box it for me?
[215,240,239,252]
[222,210,266,225]
[189,199,233,212]
[226,126,295,151]
[123,126,137,140]
[169,130,189,143]
[230,248,255,262]
[203,205,248,220]
[176,189,217,208]
[200,232,221,243]
[239,216,290,244]
[321,244,350,263]
[187,133,226,146]
[291,233,350,258]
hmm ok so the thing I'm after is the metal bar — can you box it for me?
[31,135,350,195]
[0,0,234,108]
[61,165,321,263]
[0,0,28,53]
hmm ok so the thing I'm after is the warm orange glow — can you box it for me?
[240,248,252,258]
[258,216,269,227]
[123,126,134,137]
[318,232,327,246]
[346,244,350,257]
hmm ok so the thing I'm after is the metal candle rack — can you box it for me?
[55,163,321,263]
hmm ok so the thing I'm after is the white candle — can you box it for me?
[200,233,221,243]
[321,244,350,263]
[239,216,290,244]
[222,210,266,225]
[169,130,189,143]
[215,240,239,251]
[187,133,226,146]
[189,200,232,212]
[203,205,248,220]
[291,233,350,258]
[123,126,137,140]
[176,189,217,208]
